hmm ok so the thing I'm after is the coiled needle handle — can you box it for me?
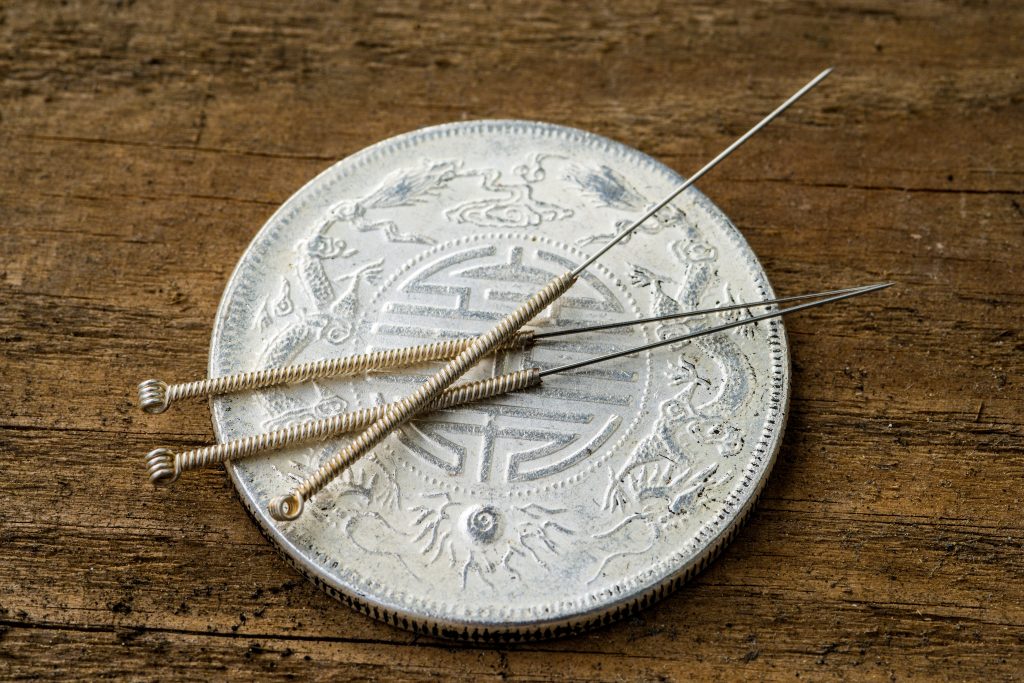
[138,332,535,414]
[267,68,834,521]
[146,368,542,486]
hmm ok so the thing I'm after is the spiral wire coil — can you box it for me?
[145,367,541,486]
[268,272,577,520]
[138,331,535,414]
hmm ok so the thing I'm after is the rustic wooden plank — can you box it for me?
[1,0,1022,679]
[3,612,1023,683]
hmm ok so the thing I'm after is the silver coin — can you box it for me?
[209,120,790,640]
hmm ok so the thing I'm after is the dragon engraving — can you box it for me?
[566,163,694,247]
[321,160,461,244]
[255,230,382,421]
[589,226,754,577]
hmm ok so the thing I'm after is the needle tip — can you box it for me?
[853,281,895,295]
[809,68,834,86]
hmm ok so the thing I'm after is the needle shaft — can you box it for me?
[571,67,833,276]
[541,282,892,377]
[532,281,871,340]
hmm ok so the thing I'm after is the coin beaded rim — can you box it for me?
[360,230,654,499]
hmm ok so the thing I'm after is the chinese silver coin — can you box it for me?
[209,120,790,640]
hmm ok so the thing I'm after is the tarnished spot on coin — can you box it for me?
[209,120,790,639]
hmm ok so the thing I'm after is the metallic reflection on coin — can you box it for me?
[209,120,790,640]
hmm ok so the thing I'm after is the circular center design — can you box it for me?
[361,232,651,495]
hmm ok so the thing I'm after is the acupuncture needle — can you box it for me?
[267,68,834,520]
[139,282,864,414]
[145,282,887,487]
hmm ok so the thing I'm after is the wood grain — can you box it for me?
[1,1,1021,680]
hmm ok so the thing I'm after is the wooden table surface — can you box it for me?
[2,1,1022,680]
